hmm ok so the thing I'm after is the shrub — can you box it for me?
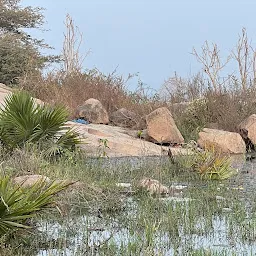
[180,147,237,180]
[20,70,165,129]
[0,176,69,238]
[0,91,80,156]
[174,98,209,141]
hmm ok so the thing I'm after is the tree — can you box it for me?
[0,0,44,33]
[0,0,55,85]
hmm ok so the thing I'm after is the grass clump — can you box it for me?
[177,147,237,180]
[193,149,237,180]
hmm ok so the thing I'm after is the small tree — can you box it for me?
[0,0,56,85]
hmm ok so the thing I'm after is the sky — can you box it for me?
[22,0,256,91]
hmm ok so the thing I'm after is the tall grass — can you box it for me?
[1,151,255,255]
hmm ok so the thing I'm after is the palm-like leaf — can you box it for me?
[0,176,69,236]
[0,91,80,154]
[0,92,39,148]
[191,148,237,180]
[31,105,69,142]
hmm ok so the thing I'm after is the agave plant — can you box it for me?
[0,91,80,156]
[0,176,69,237]
[191,147,237,180]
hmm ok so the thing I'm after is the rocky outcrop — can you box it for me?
[65,121,189,157]
[198,128,246,154]
[238,114,256,144]
[110,108,136,128]
[146,107,184,144]
[76,98,109,124]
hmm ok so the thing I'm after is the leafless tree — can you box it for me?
[192,41,231,93]
[232,28,252,91]
[62,14,90,76]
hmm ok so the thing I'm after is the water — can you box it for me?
[37,156,256,255]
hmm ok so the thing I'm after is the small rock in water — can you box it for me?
[216,196,225,201]
[138,178,169,195]
[222,207,232,213]
[170,184,187,190]
[116,183,132,188]
[160,197,193,203]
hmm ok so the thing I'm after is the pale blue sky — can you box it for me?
[22,0,256,90]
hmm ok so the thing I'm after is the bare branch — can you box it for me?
[62,14,90,76]
[192,41,230,93]
[231,28,252,91]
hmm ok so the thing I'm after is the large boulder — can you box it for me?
[238,114,256,144]
[64,121,190,157]
[76,98,109,124]
[110,108,137,128]
[146,107,184,144]
[198,128,246,154]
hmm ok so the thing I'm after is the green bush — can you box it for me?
[0,0,57,85]
[175,98,209,141]
[180,147,237,180]
[0,91,80,156]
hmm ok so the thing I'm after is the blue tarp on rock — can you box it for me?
[72,119,89,125]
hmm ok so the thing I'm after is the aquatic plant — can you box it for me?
[190,147,237,180]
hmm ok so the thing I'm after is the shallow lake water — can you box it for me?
[37,156,256,256]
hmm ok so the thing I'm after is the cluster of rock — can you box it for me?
[0,83,254,157]
[76,98,184,144]
[76,97,256,156]
[70,98,189,157]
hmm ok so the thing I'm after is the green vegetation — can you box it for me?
[0,1,255,256]
[0,91,80,156]
[0,176,68,238]
[0,152,253,255]
[0,0,56,85]
[178,147,238,180]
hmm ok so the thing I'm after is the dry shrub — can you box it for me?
[20,69,165,129]
[169,76,256,141]
[160,72,206,103]
[205,88,256,132]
